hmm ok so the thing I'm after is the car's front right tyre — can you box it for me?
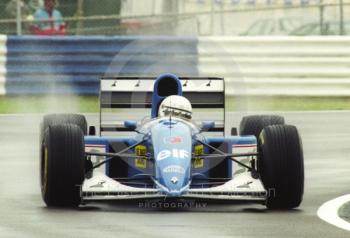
[40,124,85,207]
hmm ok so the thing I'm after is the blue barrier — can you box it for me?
[5,36,199,95]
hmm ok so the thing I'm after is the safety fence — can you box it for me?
[198,36,350,96]
[0,36,199,95]
[1,35,350,96]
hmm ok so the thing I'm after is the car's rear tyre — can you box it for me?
[258,125,304,209]
[239,115,284,139]
[40,124,85,207]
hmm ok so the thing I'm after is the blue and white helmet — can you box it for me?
[158,95,192,120]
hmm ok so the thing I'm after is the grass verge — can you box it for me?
[226,96,350,111]
[0,96,99,113]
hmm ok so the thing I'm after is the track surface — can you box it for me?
[0,112,350,237]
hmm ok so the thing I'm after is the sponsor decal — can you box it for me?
[156,149,189,161]
[90,181,106,188]
[237,181,253,189]
[193,144,204,168]
[164,136,183,144]
[171,177,178,184]
[163,165,185,174]
[135,145,147,169]
[193,159,204,169]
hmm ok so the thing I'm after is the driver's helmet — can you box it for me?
[158,95,192,120]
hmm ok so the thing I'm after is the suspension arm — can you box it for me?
[85,151,148,159]
[193,137,259,172]
[86,140,149,169]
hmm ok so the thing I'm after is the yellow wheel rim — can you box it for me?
[42,147,48,195]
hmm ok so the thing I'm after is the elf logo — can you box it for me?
[157,149,189,161]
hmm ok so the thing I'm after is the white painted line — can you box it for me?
[317,194,350,231]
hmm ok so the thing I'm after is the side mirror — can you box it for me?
[88,126,96,136]
[231,127,238,136]
[201,121,215,131]
[124,120,137,130]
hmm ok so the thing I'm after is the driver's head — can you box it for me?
[44,0,56,12]
[158,95,192,120]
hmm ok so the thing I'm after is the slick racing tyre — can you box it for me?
[39,114,87,155]
[41,114,88,136]
[40,124,85,207]
[258,125,304,209]
[239,115,284,139]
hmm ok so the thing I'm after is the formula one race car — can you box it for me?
[39,74,304,209]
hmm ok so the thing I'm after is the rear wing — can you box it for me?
[99,76,225,135]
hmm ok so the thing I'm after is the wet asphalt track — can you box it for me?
[1,111,350,238]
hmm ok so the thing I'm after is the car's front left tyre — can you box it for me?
[40,124,85,207]
[258,125,304,209]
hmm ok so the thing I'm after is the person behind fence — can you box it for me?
[30,0,65,35]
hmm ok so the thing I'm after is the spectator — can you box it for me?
[31,0,65,35]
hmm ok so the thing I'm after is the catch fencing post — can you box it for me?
[339,0,344,35]
[16,0,22,35]
[319,0,324,35]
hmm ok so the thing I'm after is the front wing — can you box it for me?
[81,172,267,202]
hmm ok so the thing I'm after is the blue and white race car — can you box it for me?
[39,74,304,209]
